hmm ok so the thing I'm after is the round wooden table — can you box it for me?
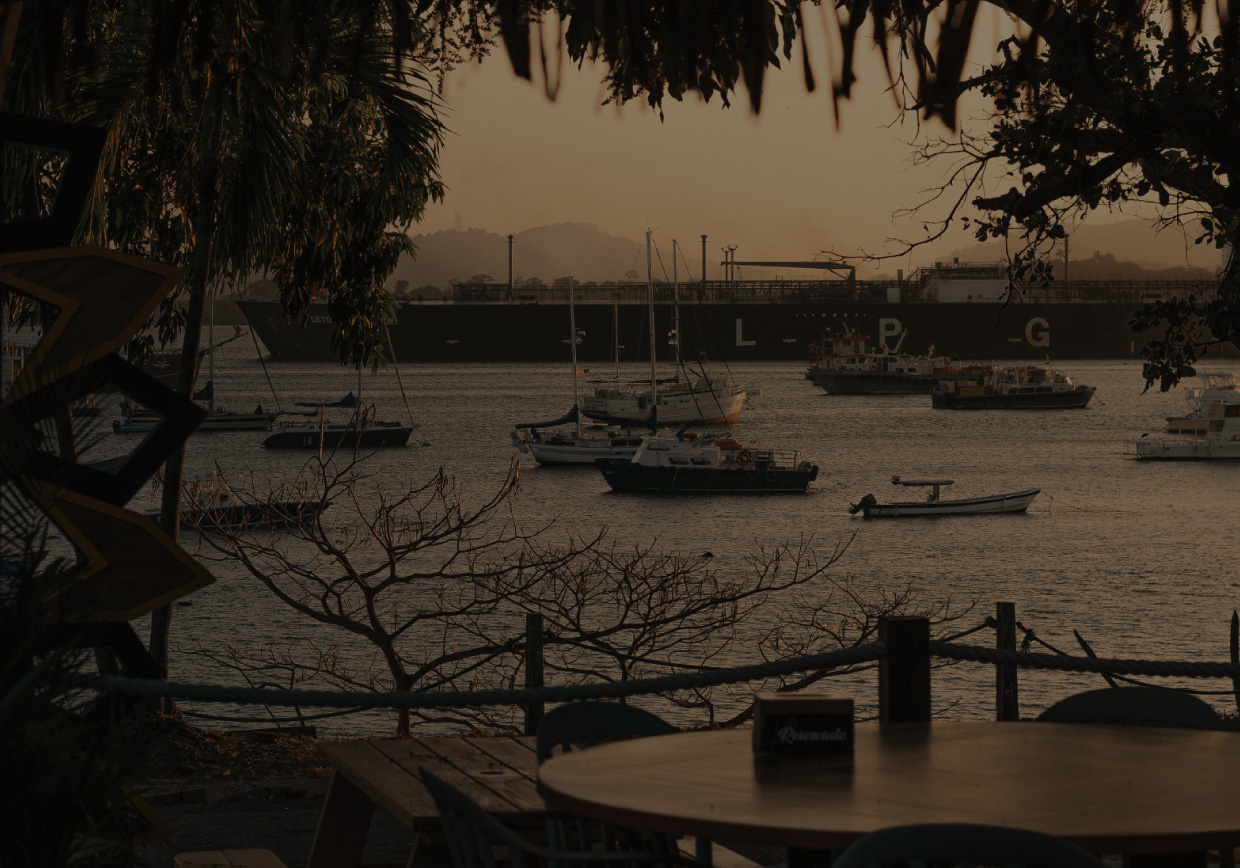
[536,722,1240,854]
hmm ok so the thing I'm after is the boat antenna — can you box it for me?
[569,273,581,437]
[646,229,657,418]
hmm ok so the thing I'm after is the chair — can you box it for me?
[830,823,1104,868]
[420,768,683,868]
[1036,685,1223,729]
[1037,685,1227,868]
[536,701,678,763]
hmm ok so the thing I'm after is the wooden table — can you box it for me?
[536,722,1240,856]
[308,736,540,868]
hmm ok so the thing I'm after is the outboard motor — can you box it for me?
[849,493,877,515]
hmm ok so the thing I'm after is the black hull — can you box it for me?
[931,387,1096,409]
[238,296,1240,363]
[596,459,818,493]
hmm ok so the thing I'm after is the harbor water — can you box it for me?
[85,334,1240,733]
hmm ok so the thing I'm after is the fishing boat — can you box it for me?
[511,276,649,464]
[807,329,982,394]
[1133,401,1240,458]
[849,477,1041,517]
[262,411,411,449]
[596,434,819,493]
[1165,372,1240,433]
[580,239,746,426]
[931,365,1096,409]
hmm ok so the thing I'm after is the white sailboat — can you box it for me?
[581,240,746,426]
[510,274,650,465]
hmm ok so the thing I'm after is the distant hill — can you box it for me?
[388,223,646,296]
[241,218,1225,301]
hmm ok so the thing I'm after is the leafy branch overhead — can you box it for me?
[478,0,1240,388]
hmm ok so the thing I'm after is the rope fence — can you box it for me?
[98,634,1240,717]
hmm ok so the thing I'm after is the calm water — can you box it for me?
[82,334,1240,733]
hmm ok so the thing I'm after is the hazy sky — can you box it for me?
[420,12,1041,281]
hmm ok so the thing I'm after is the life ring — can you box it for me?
[737,449,752,466]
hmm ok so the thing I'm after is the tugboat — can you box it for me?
[595,434,818,493]
[931,365,1095,409]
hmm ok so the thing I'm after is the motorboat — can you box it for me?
[1165,372,1240,433]
[1134,402,1240,459]
[849,476,1041,517]
[595,434,819,493]
[511,277,651,464]
[931,365,1095,409]
[807,329,981,395]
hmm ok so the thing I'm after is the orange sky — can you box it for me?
[419,11,1040,281]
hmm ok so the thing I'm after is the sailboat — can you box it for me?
[581,240,746,426]
[594,234,818,494]
[511,276,651,465]
[113,299,276,433]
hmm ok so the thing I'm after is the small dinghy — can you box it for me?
[849,476,1040,517]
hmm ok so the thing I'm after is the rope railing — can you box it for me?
[93,637,1240,714]
[97,642,890,710]
[930,641,1240,679]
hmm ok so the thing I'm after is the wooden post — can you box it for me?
[879,616,930,723]
[996,602,1020,721]
[524,613,544,736]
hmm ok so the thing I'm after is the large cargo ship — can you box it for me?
[237,263,1233,363]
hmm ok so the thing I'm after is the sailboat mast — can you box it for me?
[569,274,580,436]
[646,230,657,405]
[672,239,680,370]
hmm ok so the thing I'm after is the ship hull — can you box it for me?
[238,295,1238,363]
[931,386,1096,409]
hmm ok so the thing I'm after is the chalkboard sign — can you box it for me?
[752,693,854,763]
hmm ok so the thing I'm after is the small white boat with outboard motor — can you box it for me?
[849,476,1041,517]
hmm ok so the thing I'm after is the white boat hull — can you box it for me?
[526,439,638,465]
[855,488,1041,517]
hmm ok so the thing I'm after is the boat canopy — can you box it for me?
[514,404,580,430]
[891,476,954,486]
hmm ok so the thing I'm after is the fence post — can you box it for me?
[995,602,1020,721]
[524,613,544,736]
[879,616,930,722]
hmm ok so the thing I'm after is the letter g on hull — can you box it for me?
[1026,317,1050,348]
